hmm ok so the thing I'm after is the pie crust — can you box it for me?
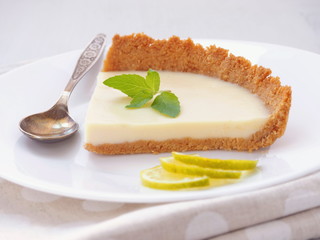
[85,34,291,154]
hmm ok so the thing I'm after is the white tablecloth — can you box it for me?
[1,167,320,240]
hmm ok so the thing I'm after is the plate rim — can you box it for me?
[1,39,320,203]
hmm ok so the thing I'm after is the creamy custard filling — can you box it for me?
[85,71,270,145]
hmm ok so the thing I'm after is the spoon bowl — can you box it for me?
[19,104,79,142]
[19,34,106,142]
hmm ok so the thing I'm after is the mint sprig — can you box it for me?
[103,69,180,117]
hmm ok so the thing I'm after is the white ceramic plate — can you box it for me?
[1,40,320,203]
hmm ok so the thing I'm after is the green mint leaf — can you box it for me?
[151,91,180,117]
[103,74,152,98]
[126,91,153,108]
[103,70,181,118]
[145,69,160,94]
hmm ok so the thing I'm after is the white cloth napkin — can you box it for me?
[1,171,320,240]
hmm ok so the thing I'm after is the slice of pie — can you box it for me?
[84,34,291,154]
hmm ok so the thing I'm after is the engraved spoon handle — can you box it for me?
[64,33,107,93]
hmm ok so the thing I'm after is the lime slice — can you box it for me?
[160,157,242,179]
[140,166,210,190]
[172,152,257,170]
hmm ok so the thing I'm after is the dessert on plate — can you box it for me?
[84,34,291,155]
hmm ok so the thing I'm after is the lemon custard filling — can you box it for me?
[85,71,270,146]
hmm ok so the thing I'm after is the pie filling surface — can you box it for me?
[85,71,270,146]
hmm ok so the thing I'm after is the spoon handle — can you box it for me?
[64,33,107,93]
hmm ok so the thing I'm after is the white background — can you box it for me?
[1,0,320,66]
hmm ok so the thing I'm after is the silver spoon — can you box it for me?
[19,33,107,142]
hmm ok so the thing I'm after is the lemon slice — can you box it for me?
[140,166,210,190]
[160,157,242,179]
[172,152,257,170]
